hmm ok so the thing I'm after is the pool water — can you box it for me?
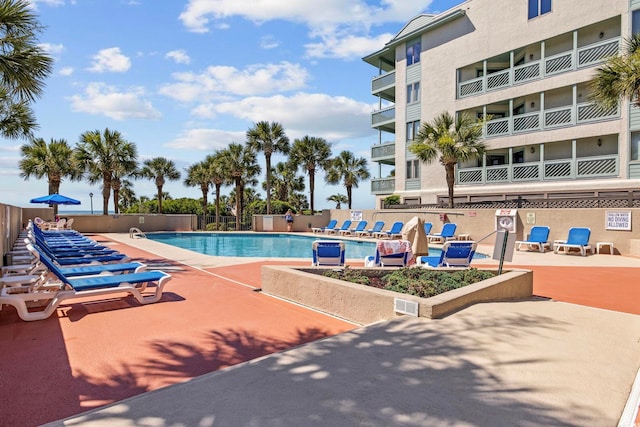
[146,232,447,259]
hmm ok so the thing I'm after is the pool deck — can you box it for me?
[1,232,639,426]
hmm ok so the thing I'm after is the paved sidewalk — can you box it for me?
[41,233,640,427]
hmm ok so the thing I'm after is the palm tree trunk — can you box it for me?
[445,163,456,209]
[309,169,315,212]
[215,183,221,230]
[265,154,272,214]
[113,189,120,214]
[102,175,111,215]
[347,185,352,210]
[235,179,241,230]
[157,186,163,214]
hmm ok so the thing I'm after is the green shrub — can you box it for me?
[323,267,370,285]
[382,268,495,298]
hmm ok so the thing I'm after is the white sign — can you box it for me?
[350,210,363,221]
[605,211,631,231]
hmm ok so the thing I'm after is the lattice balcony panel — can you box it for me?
[544,162,571,178]
[577,158,617,176]
[545,53,573,75]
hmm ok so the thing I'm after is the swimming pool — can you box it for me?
[146,232,446,259]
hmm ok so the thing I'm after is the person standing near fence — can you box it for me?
[285,209,294,232]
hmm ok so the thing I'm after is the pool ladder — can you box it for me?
[129,227,146,239]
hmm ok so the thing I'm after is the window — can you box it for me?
[633,10,640,35]
[406,120,420,141]
[631,132,640,161]
[406,39,421,65]
[406,159,420,179]
[528,0,551,19]
[407,82,420,104]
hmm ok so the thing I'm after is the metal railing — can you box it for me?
[483,101,619,138]
[387,191,640,209]
[457,154,619,185]
[458,37,620,98]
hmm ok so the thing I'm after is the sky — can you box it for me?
[0,0,462,213]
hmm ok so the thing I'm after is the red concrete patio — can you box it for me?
[0,235,638,426]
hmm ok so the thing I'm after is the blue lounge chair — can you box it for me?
[373,221,404,239]
[427,223,458,243]
[423,222,433,236]
[417,241,477,268]
[311,219,337,234]
[553,227,592,256]
[516,226,551,253]
[356,221,385,238]
[325,220,352,235]
[365,239,413,267]
[311,240,345,266]
[339,221,368,236]
[0,247,172,322]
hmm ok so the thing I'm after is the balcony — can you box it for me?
[371,177,395,195]
[457,154,619,185]
[371,71,395,102]
[371,106,395,133]
[483,101,619,138]
[371,141,396,164]
[457,37,620,98]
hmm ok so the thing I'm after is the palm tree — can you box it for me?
[0,0,53,139]
[289,135,332,212]
[246,121,290,214]
[110,148,138,214]
[206,152,228,231]
[590,34,640,109]
[184,160,212,221]
[220,143,260,230]
[75,128,138,215]
[139,157,181,214]
[327,194,349,209]
[325,150,370,210]
[19,137,82,217]
[266,161,305,203]
[409,111,485,208]
[326,194,348,209]
[117,180,136,211]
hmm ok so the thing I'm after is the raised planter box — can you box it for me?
[261,266,533,325]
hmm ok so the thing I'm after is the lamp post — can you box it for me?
[89,192,93,215]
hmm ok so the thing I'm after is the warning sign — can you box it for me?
[605,211,631,231]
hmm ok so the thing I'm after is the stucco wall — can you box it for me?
[317,208,640,255]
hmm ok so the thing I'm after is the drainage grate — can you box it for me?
[394,298,419,317]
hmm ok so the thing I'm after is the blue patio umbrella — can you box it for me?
[30,193,81,205]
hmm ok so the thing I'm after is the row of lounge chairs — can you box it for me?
[313,220,462,242]
[515,226,593,256]
[312,240,477,268]
[0,220,172,321]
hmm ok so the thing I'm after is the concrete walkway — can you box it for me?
[2,232,639,426]
[41,233,640,427]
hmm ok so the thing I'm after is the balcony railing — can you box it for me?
[371,177,395,194]
[483,101,619,138]
[371,141,396,161]
[457,154,619,185]
[371,106,395,126]
[457,37,620,98]
[372,71,396,93]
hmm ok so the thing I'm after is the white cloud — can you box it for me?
[59,66,74,76]
[305,32,395,59]
[68,82,162,121]
[209,92,373,141]
[260,35,279,50]
[158,61,308,102]
[166,128,245,151]
[88,47,131,73]
[165,49,191,64]
[39,42,65,55]
[178,1,437,59]
[178,0,434,33]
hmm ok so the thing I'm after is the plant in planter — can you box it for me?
[322,266,495,298]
